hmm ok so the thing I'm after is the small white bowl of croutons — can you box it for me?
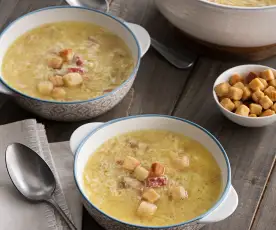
[213,65,276,127]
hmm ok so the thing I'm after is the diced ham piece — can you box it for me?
[146,176,168,188]
[68,67,84,74]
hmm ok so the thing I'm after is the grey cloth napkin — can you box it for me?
[0,120,82,230]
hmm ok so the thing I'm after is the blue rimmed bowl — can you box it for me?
[70,115,238,230]
[0,6,150,121]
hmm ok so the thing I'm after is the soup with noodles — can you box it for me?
[83,130,222,226]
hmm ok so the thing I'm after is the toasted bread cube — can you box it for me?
[233,82,244,89]
[260,109,275,117]
[47,56,63,69]
[214,82,230,97]
[123,156,140,171]
[264,86,275,95]
[229,73,243,85]
[52,87,66,99]
[142,188,160,203]
[134,166,149,181]
[242,87,251,101]
[123,177,143,190]
[268,79,276,87]
[249,114,257,117]
[37,81,53,95]
[272,103,276,111]
[249,78,265,91]
[63,73,83,87]
[252,89,265,103]
[137,201,157,217]
[261,69,275,81]
[170,186,188,200]
[258,78,268,89]
[49,75,64,87]
[220,98,235,111]
[150,162,165,177]
[269,91,276,102]
[233,101,243,109]
[59,49,74,62]
[228,87,243,101]
[259,96,273,110]
[244,72,258,84]
[249,103,262,116]
[235,105,250,116]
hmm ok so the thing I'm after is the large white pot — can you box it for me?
[71,115,238,230]
[155,0,276,48]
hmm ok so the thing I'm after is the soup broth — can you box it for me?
[2,22,134,101]
[83,130,222,226]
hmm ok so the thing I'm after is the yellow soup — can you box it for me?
[2,22,134,101]
[83,130,222,226]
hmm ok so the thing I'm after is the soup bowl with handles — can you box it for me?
[70,115,238,230]
[0,6,150,121]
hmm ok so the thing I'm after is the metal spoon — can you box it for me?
[5,143,77,230]
[65,0,196,69]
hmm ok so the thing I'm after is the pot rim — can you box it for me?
[73,114,232,228]
[0,5,141,104]
[198,0,276,10]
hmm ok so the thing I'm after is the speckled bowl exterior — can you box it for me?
[14,76,135,121]
[82,197,204,230]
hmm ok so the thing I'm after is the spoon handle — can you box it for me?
[47,198,78,230]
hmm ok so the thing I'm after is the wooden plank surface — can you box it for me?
[250,158,276,230]
[0,0,275,230]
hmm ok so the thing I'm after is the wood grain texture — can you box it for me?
[173,57,276,230]
[0,1,275,230]
[250,157,276,230]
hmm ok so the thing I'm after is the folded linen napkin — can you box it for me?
[0,120,82,230]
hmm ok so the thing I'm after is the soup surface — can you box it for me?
[83,130,222,226]
[2,22,134,101]
[208,0,276,7]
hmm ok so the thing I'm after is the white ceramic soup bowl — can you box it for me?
[0,6,150,121]
[155,0,276,48]
[71,115,238,230]
[213,65,276,127]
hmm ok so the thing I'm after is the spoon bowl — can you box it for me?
[6,143,55,201]
[5,143,77,230]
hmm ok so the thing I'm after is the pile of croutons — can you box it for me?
[215,69,276,117]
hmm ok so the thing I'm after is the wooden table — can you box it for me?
[0,0,275,229]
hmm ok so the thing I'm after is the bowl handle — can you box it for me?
[124,22,151,57]
[70,122,104,154]
[198,185,238,224]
